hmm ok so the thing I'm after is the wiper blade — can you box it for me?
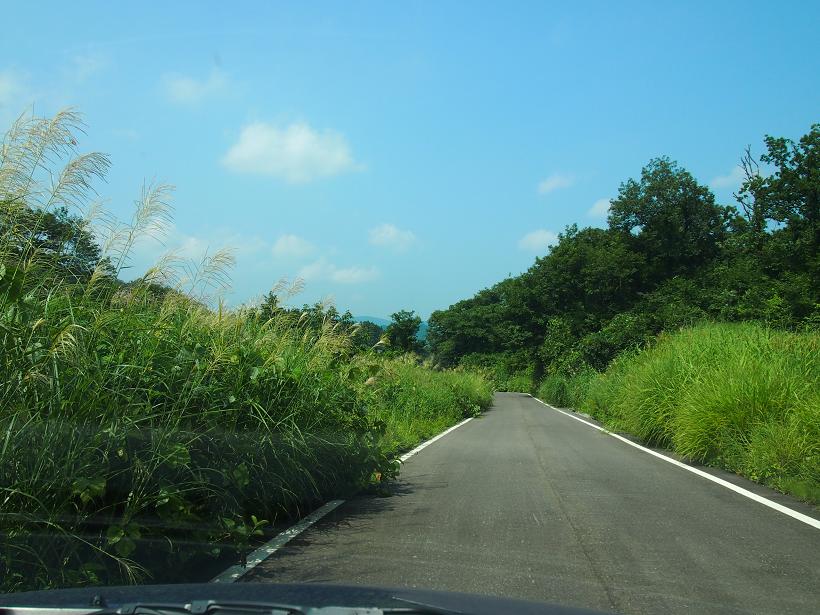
[97,600,458,615]
[102,600,301,615]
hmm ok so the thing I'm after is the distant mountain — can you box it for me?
[353,316,429,341]
[352,315,391,328]
[417,321,429,341]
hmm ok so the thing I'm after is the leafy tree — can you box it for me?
[429,124,818,381]
[352,320,384,350]
[756,125,819,287]
[526,225,644,330]
[721,125,820,321]
[0,203,112,283]
[428,284,509,366]
[608,157,730,286]
[761,125,819,235]
[256,291,281,322]
[385,310,423,353]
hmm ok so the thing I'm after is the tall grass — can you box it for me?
[361,356,493,454]
[458,352,534,393]
[499,372,535,394]
[536,366,597,409]
[0,111,492,591]
[578,323,819,502]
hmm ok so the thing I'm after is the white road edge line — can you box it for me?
[211,415,475,583]
[528,395,820,530]
[210,499,344,583]
[400,417,474,462]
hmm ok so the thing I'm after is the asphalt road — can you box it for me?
[243,393,820,614]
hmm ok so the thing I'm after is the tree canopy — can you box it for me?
[1,203,112,284]
[385,310,423,354]
[429,124,820,384]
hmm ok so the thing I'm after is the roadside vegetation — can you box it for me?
[0,111,493,592]
[553,323,819,502]
[428,123,819,502]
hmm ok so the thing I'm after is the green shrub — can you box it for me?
[579,322,820,502]
[359,355,492,454]
[459,351,533,391]
[500,372,535,393]
[536,367,597,408]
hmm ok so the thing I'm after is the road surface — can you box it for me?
[242,393,820,614]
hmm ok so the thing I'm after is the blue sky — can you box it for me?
[1,1,818,318]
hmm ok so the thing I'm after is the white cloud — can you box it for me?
[537,173,574,195]
[298,258,379,284]
[222,121,361,183]
[297,259,328,281]
[125,223,265,271]
[162,68,228,105]
[165,233,204,260]
[588,198,611,218]
[331,265,379,284]
[0,69,25,109]
[710,166,745,190]
[69,53,108,82]
[272,234,314,258]
[518,229,559,253]
[368,223,416,251]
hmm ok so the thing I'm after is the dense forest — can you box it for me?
[428,124,819,388]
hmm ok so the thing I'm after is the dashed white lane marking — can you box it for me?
[529,395,820,530]
[211,415,475,582]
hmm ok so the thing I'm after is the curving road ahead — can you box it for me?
[242,393,820,614]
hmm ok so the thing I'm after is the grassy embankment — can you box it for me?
[536,322,819,503]
[0,111,493,592]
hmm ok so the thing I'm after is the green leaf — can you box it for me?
[114,536,136,557]
[231,463,250,488]
[0,265,25,303]
[106,525,124,545]
[221,517,236,530]
[155,487,171,506]
[164,443,190,468]
[72,477,106,504]
[126,522,142,540]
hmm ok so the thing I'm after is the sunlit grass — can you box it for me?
[0,110,492,591]
[575,322,819,503]
[361,356,493,453]
[536,367,597,409]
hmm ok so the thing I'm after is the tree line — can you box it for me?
[254,290,424,354]
[427,124,819,384]
[0,200,426,356]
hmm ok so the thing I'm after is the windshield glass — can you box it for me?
[1,3,819,614]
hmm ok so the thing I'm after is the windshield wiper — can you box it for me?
[91,599,460,615]
[109,600,299,615]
